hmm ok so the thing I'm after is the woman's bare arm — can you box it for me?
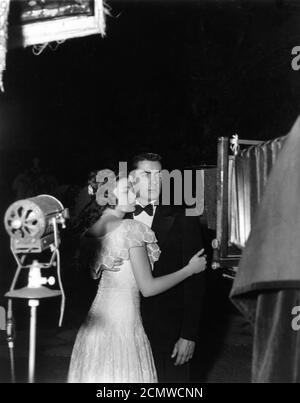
[129,246,206,297]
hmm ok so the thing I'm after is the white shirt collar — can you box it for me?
[136,200,157,207]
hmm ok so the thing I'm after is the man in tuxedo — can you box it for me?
[127,152,206,383]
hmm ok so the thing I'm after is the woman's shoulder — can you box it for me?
[121,219,157,243]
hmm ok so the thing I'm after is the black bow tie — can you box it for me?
[134,204,154,217]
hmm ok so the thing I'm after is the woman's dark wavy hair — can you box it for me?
[70,167,123,274]
[71,167,121,237]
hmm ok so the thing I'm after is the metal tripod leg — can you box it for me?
[28,299,39,383]
[6,299,15,383]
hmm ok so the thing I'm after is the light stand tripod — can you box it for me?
[5,256,63,383]
[4,195,68,383]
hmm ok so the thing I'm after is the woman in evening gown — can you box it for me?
[68,170,206,383]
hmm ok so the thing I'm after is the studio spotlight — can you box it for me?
[4,195,69,383]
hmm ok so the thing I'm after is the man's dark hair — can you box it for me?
[131,152,162,170]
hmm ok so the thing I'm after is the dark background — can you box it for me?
[1,0,300,185]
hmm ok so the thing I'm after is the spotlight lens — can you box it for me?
[11,219,22,229]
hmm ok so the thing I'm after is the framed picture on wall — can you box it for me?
[8,0,106,48]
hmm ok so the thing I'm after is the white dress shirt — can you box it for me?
[133,201,157,228]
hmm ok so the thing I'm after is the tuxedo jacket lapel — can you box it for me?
[151,205,175,247]
[125,207,175,247]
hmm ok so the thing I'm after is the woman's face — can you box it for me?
[114,177,136,213]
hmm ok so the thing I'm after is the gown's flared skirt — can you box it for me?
[68,289,158,383]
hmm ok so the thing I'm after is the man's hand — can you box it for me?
[171,338,196,366]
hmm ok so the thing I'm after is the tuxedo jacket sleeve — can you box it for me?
[180,213,206,342]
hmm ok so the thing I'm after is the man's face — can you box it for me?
[132,160,162,204]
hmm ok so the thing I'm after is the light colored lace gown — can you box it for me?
[68,219,160,383]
